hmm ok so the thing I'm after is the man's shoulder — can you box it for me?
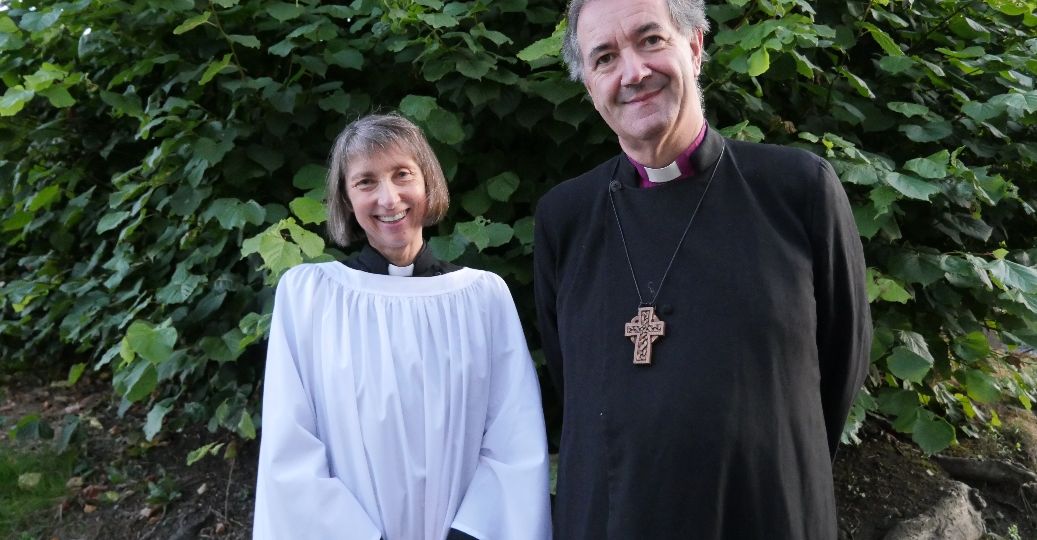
[728,138,825,175]
[539,155,619,209]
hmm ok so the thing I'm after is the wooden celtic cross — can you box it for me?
[624,306,666,365]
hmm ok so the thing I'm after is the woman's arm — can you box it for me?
[449,276,552,540]
[253,271,382,540]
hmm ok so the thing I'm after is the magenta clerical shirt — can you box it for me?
[626,123,709,188]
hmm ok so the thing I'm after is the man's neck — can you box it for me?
[621,117,705,168]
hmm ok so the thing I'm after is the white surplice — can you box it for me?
[253,262,551,540]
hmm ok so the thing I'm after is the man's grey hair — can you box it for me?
[325,113,449,247]
[561,0,711,82]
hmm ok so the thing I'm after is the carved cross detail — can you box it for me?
[624,306,666,365]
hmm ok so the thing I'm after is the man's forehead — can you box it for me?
[576,0,674,49]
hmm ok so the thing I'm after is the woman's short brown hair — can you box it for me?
[325,113,449,247]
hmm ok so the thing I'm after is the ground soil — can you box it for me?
[3,371,1036,540]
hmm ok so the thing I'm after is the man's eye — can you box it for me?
[644,35,663,46]
[595,53,614,67]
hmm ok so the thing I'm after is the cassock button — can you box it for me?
[659,304,673,315]
[609,180,622,192]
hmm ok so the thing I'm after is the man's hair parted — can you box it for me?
[560,0,711,82]
[325,113,449,247]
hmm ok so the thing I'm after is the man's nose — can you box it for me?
[619,51,651,86]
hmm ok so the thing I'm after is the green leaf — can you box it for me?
[954,331,991,363]
[428,235,466,262]
[897,330,935,362]
[876,388,919,418]
[39,86,74,108]
[747,48,770,77]
[962,100,1002,122]
[186,442,225,466]
[27,184,61,212]
[285,222,325,258]
[289,197,326,225]
[67,363,87,385]
[419,13,458,29]
[156,266,205,305]
[986,0,1029,16]
[123,363,158,403]
[878,55,915,74]
[173,12,211,35]
[199,53,233,85]
[144,400,173,441]
[860,22,904,56]
[486,223,514,247]
[514,216,535,245]
[887,101,929,118]
[885,172,941,201]
[887,347,932,383]
[986,259,1037,293]
[456,220,490,250]
[838,67,875,98]
[517,33,562,63]
[904,150,949,179]
[900,121,952,142]
[526,78,583,105]
[427,108,465,145]
[203,198,265,229]
[0,86,34,116]
[125,320,177,364]
[257,230,303,272]
[237,411,256,439]
[456,54,494,80]
[96,211,131,233]
[326,48,363,70]
[18,10,61,32]
[227,34,261,48]
[912,413,955,455]
[461,189,492,217]
[486,172,519,202]
[400,95,437,121]
[266,2,304,22]
[965,369,1000,404]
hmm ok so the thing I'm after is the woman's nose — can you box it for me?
[376,182,400,208]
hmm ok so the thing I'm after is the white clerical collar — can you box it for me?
[388,263,414,277]
[644,161,683,183]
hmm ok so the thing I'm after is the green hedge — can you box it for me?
[1,0,1035,454]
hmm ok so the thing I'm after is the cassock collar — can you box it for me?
[348,242,461,277]
[615,125,726,189]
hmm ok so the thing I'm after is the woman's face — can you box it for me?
[345,146,428,266]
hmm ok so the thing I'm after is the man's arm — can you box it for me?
[810,157,873,459]
[534,204,565,399]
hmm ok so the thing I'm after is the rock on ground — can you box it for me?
[882,481,985,540]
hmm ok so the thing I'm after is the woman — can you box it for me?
[253,114,551,540]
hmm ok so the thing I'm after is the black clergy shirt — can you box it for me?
[534,127,871,539]
[344,242,460,277]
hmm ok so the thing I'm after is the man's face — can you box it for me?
[576,0,704,153]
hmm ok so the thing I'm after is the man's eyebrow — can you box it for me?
[586,22,666,60]
[635,22,663,36]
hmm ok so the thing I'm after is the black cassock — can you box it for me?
[534,128,871,539]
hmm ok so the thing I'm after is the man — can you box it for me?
[532,0,872,538]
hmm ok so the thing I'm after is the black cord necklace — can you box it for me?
[607,143,726,365]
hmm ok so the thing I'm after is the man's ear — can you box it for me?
[689,29,705,74]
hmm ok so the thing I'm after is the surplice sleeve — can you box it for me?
[809,157,873,459]
[253,270,382,540]
[449,276,552,540]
